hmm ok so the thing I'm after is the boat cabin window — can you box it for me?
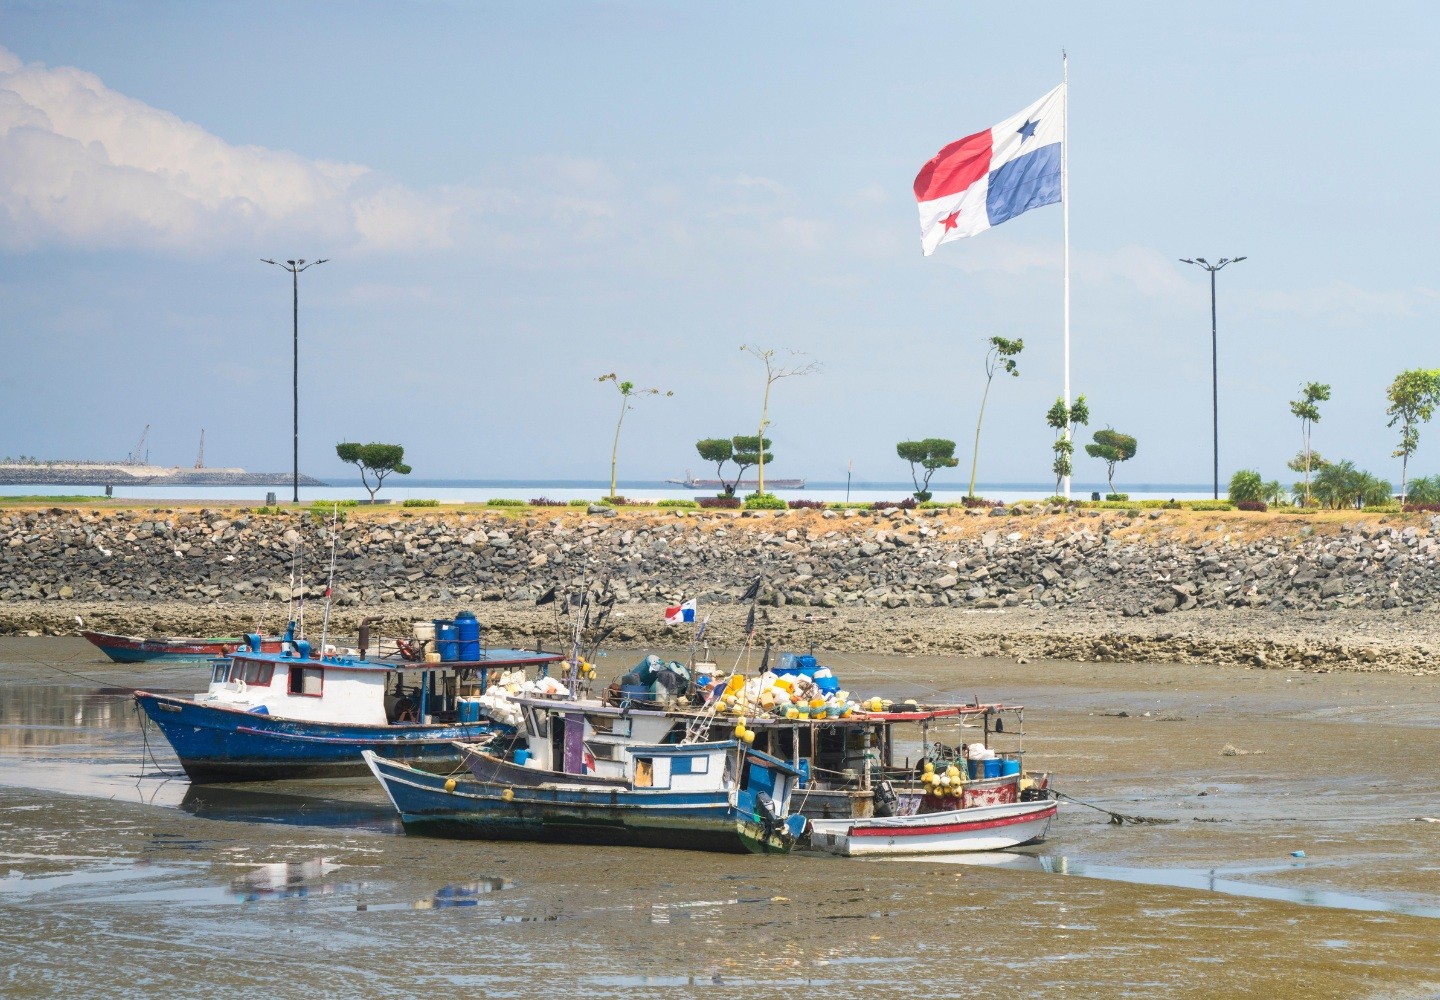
[289,666,323,697]
[211,663,228,685]
[228,660,274,687]
[584,741,619,762]
[635,757,654,787]
[670,755,708,776]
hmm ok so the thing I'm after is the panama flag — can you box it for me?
[914,84,1065,256]
[664,598,696,624]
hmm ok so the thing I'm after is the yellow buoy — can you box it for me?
[741,730,756,744]
[923,761,935,773]
[501,787,515,802]
[444,777,457,793]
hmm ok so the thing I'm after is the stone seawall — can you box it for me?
[5,504,1440,672]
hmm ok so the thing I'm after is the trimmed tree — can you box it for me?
[897,438,959,502]
[598,373,671,500]
[730,435,772,491]
[1385,369,1440,503]
[1084,428,1137,496]
[695,438,739,496]
[1289,382,1331,506]
[969,336,1023,497]
[1046,395,1090,495]
[336,442,412,501]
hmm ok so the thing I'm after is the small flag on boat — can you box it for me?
[535,586,557,606]
[664,598,697,624]
[744,603,756,636]
[914,84,1064,256]
[740,577,762,602]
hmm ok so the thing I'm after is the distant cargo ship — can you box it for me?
[666,472,806,491]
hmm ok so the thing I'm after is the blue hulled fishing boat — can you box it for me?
[134,623,565,783]
[364,738,804,854]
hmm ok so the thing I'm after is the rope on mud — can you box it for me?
[6,650,139,690]
[1054,789,1177,826]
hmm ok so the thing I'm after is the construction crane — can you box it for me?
[195,429,205,469]
[128,425,151,465]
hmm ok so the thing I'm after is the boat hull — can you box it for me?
[806,799,1057,857]
[365,752,793,855]
[83,630,282,664]
[134,691,505,783]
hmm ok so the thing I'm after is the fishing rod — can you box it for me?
[318,503,341,654]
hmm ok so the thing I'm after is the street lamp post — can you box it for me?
[261,257,329,503]
[1179,256,1246,500]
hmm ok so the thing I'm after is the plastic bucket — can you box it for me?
[983,758,1002,779]
[513,748,531,766]
[1001,758,1021,777]
[967,760,980,780]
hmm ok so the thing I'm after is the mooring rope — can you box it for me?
[1053,788,1176,826]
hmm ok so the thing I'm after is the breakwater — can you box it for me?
[5,504,1440,671]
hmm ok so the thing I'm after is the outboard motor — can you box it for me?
[872,779,899,818]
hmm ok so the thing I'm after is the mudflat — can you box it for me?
[2,637,1438,997]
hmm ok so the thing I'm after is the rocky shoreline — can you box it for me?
[5,503,1440,674]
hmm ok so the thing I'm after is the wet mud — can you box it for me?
[3,638,1440,998]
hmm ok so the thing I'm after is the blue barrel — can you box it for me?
[967,759,980,780]
[1001,758,1021,777]
[983,758,1002,779]
[513,748,531,766]
[455,610,480,661]
[434,620,459,662]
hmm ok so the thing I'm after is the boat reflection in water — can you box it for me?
[229,858,342,902]
[180,785,402,835]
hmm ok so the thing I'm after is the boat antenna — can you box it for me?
[318,503,340,655]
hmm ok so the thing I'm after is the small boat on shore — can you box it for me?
[134,615,566,783]
[364,736,804,854]
[83,628,284,663]
[807,799,1058,857]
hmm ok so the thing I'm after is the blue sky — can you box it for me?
[2,2,1437,489]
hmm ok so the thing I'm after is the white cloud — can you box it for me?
[1255,281,1434,323]
[0,45,452,253]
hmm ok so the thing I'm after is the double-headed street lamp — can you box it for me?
[261,257,329,503]
[1179,256,1246,500]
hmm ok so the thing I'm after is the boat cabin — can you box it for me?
[199,635,565,728]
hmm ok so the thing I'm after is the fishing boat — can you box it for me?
[82,628,284,663]
[363,736,804,854]
[133,617,566,783]
[650,651,1059,855]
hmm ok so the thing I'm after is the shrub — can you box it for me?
[567,499,591,506]
[744,492,788,510]
[1361,504,1403,514]
[529,497,567,506]
[308,499,359,508]
[1188,500,1235,511]
[1235,500,1268,512]
[657,498,699,508]
[870,498,918,511]
[1228,469,1265,504]
[698,495,742,509]
[485,498,526,507]
[962,495,1002,508]
[1104,493,1129,502]
[402,498,440,507]
[1403,502,1440,513]
[787,499,826,509]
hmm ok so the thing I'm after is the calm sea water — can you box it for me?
[0,479,1217,505]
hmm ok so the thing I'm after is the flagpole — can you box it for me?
[1061,50,1072,500]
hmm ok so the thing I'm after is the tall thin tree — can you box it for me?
[969,336,1023,497]
[740,345,819,495]
[1385,369,1440,503]
[598,374,671,500]
[1288,381,1330,506]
